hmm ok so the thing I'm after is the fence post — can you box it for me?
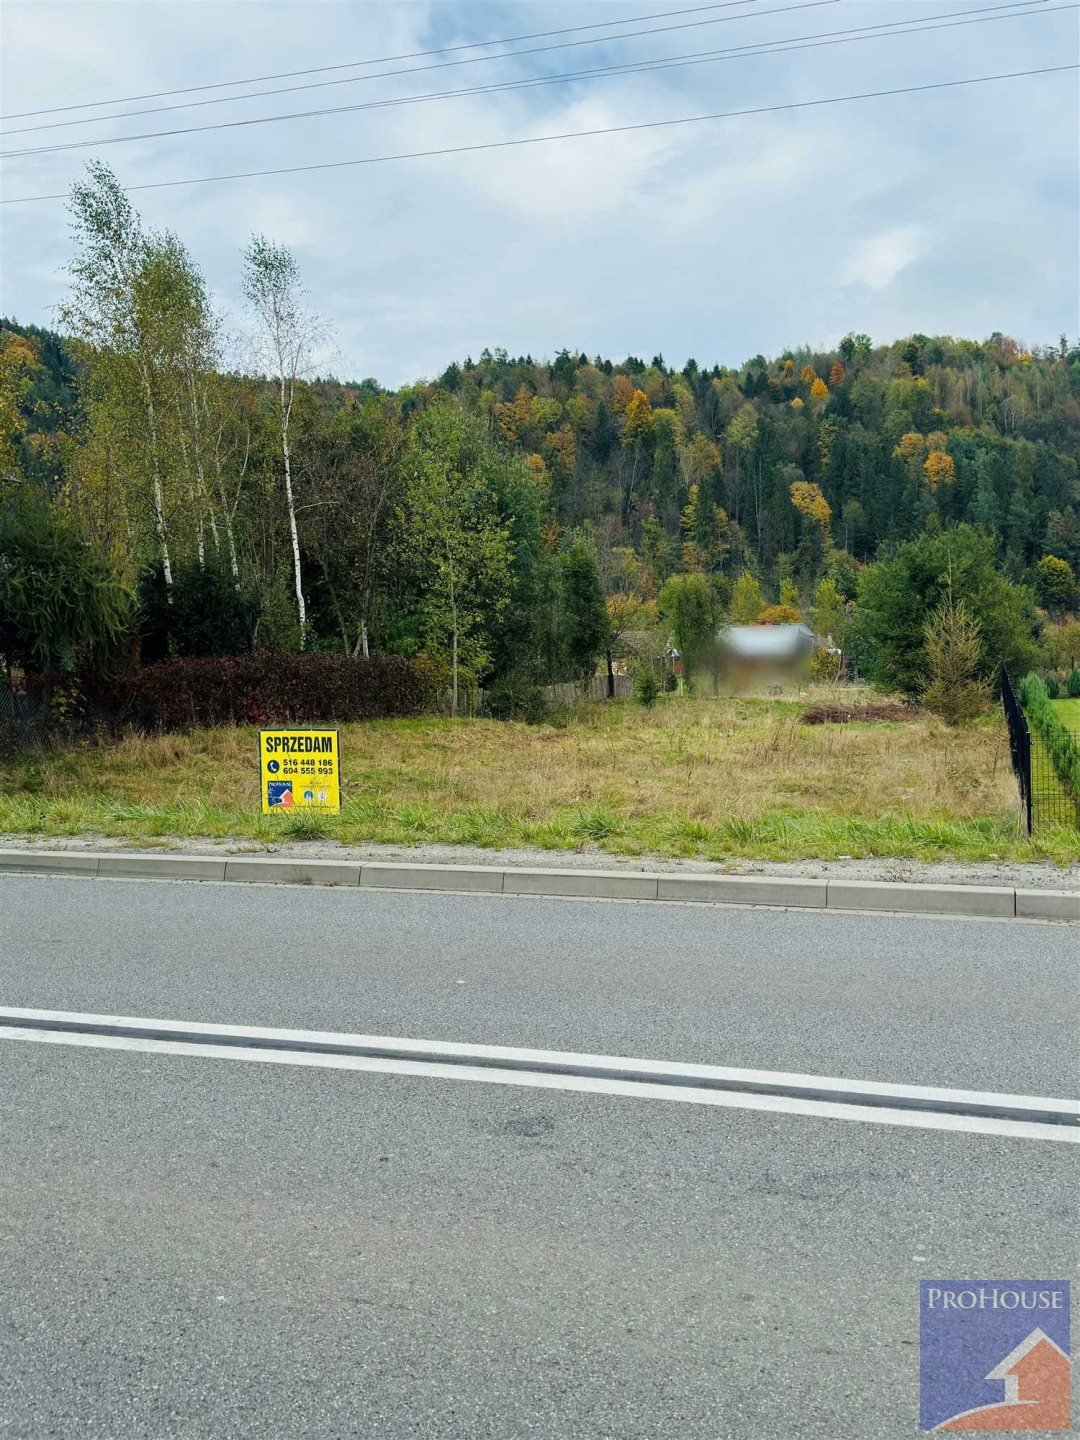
[1021,709,1032,836]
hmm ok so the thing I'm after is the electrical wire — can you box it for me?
[3,0,1059,158]
[9,0,1052,136]
[3,65,1073,205]
[6,1,788,138]
[1,1,818,140]
[2,1,764,120]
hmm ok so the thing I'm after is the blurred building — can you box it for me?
[718,622,818,691]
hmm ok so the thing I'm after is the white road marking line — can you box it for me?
[1,1008,1075,1142]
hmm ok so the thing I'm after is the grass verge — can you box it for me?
[1051,697,1080,731]
[1,695,1076,864]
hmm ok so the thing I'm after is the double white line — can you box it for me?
[1,1007,1076,1143]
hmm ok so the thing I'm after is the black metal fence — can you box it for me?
[1029,718,1080,834]
[1002,665,1080,832]
[1001,666,1032,834]
[0,680,52,760]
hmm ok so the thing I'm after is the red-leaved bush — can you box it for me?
[94,653,442,732]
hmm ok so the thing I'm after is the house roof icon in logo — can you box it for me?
[935,1327,1071,1431]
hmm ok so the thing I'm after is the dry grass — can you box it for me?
[2,693,1076,862]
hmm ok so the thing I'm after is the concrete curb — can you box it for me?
[826,879,1016,919]
[1,849,1077,921]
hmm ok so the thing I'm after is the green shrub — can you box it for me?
[633,666,660,707]
[809,645,840,683]
[484,674,547,724]
[920,593,989,725]
[139,562,257,662]
[1066,669,1080,698]
[0,495,133,675]
[1044,672,1060,699]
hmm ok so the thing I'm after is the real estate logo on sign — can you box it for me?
[919,1280,1070,1431]
[259,729,341,814]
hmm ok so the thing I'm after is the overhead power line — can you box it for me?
[3,66,1074,206]
[1,1,826,141]
[4,1,1061,160]
[1,1,763,120]
[1,0,1051,140]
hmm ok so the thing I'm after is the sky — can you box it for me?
[2,0,1077,386]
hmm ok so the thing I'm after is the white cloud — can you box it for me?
[842,226,925,292]
[455,92,680,221]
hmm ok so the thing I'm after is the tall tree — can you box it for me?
[61,164,224,591]
[402,407,511,717]
[730,571,765,624]
[0,328,41,492]
[62,164,175,585]
[558,532,608,682]
[304,398,403,657]
[243,235,319,644]
[857,525,1039,697]
[1033,554,1076,617]
[659,571,714,685]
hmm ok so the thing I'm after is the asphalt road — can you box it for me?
[1,874,1077,1093]
[1,875,1077,1439]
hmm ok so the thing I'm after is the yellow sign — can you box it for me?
[259,729,341,814]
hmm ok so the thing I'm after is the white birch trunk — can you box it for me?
[206,390,241,586]
[141,370,172,590]
[186,370,217,565]
[280,387,306,643]
[176,427,205,568]
[212,446,240,584]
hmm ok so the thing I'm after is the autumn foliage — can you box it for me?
[894,431,925,459]
[623,389,654,441]
[923,450,956,489]
[756,604,802,625]
[789,480,832,530]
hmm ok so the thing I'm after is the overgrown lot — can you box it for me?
[2,695,1077,863]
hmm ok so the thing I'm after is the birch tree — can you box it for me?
[62,164,223,591]
[62,164,173,583]
[242,236,317,645]
[133,232,220,579]
[402,408,511,717]
[304,399,403,657]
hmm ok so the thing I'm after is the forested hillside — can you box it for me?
[2,164,1079,706]
[416,329,1080,580]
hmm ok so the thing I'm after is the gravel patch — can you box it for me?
[1,832,1075,891]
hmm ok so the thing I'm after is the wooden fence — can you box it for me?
[445,673,633,717]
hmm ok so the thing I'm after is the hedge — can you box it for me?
[1018,672,1080,803]
[92,653,443,732]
